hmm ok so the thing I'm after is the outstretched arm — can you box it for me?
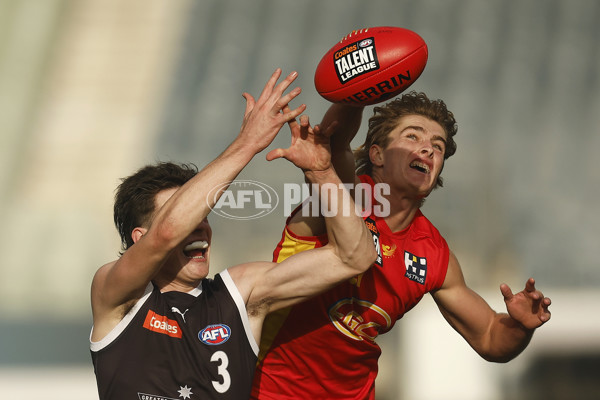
[91,69,305,338]
[229,112,376,338]
[321,103,365,184]
[432,252,552,362]
[288,103,365,237]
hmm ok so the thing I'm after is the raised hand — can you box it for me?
[266,109,338,173]
[239,69,306,154]
[501,278,551,330]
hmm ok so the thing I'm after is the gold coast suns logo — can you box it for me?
[382,242,396,257]
[328,298,392,342]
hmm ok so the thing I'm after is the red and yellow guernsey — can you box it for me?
[251,175,450,399]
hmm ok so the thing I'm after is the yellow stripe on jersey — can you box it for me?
[274,227,321,262]
[257,227,319,363]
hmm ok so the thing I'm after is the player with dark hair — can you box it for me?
[89,69,377,400]
[251,92,552,399]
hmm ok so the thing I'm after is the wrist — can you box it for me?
[304,166,339,185]
[506,313,536,334]
[229,134,262,158]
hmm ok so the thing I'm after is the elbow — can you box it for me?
[343,232,378,274]
[362,241,378,271]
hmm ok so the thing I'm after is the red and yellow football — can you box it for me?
[314,26,428,105]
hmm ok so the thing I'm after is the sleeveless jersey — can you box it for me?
[251,175,450,400]
[91,270,258,400]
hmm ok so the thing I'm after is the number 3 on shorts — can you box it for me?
[211,351,231,393]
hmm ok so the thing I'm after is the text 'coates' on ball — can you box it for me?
[314,26,428,106]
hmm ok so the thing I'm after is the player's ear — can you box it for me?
[369,144,384,167]
[131,227,148,244]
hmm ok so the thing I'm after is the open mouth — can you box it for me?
[410,160,430,174]
[183,240,208,259]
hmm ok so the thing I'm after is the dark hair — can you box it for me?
[113,162,198,253]
[354,91,458,188]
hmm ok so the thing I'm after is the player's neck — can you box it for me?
[382,202,419,233]
[372,178,422,232]
[154,271,205,294]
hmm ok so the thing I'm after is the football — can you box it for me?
[314,26,428,105]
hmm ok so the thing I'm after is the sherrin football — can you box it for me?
[314,26,428,105]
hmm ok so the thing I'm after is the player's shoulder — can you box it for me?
[224,261,274,302]
[97,259,118,273]
[91,260,117,290]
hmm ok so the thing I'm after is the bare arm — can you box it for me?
[325,103,365,184]
[432,252,552,362]
[288,103,365,237]
[229,114,377,337]
[91,69,306,336]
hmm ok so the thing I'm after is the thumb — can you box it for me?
[242,92,255,116]
[266,148,286,161]
[500,283,513,301]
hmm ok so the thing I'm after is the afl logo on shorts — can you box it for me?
[199,324,231,345]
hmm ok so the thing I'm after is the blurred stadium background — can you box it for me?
[1,0,599,398]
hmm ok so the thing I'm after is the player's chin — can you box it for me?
[406,175,435,194]
[174,250,208,273]
[184,258,210,279]
[407,182,436,200]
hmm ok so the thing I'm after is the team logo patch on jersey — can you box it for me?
[199,324,231,345]
[143,310,182,338]
[382,242,396,257]
[329,297,392,342]
[404,251,427,284]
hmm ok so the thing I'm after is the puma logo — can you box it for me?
[171,307,189,323]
